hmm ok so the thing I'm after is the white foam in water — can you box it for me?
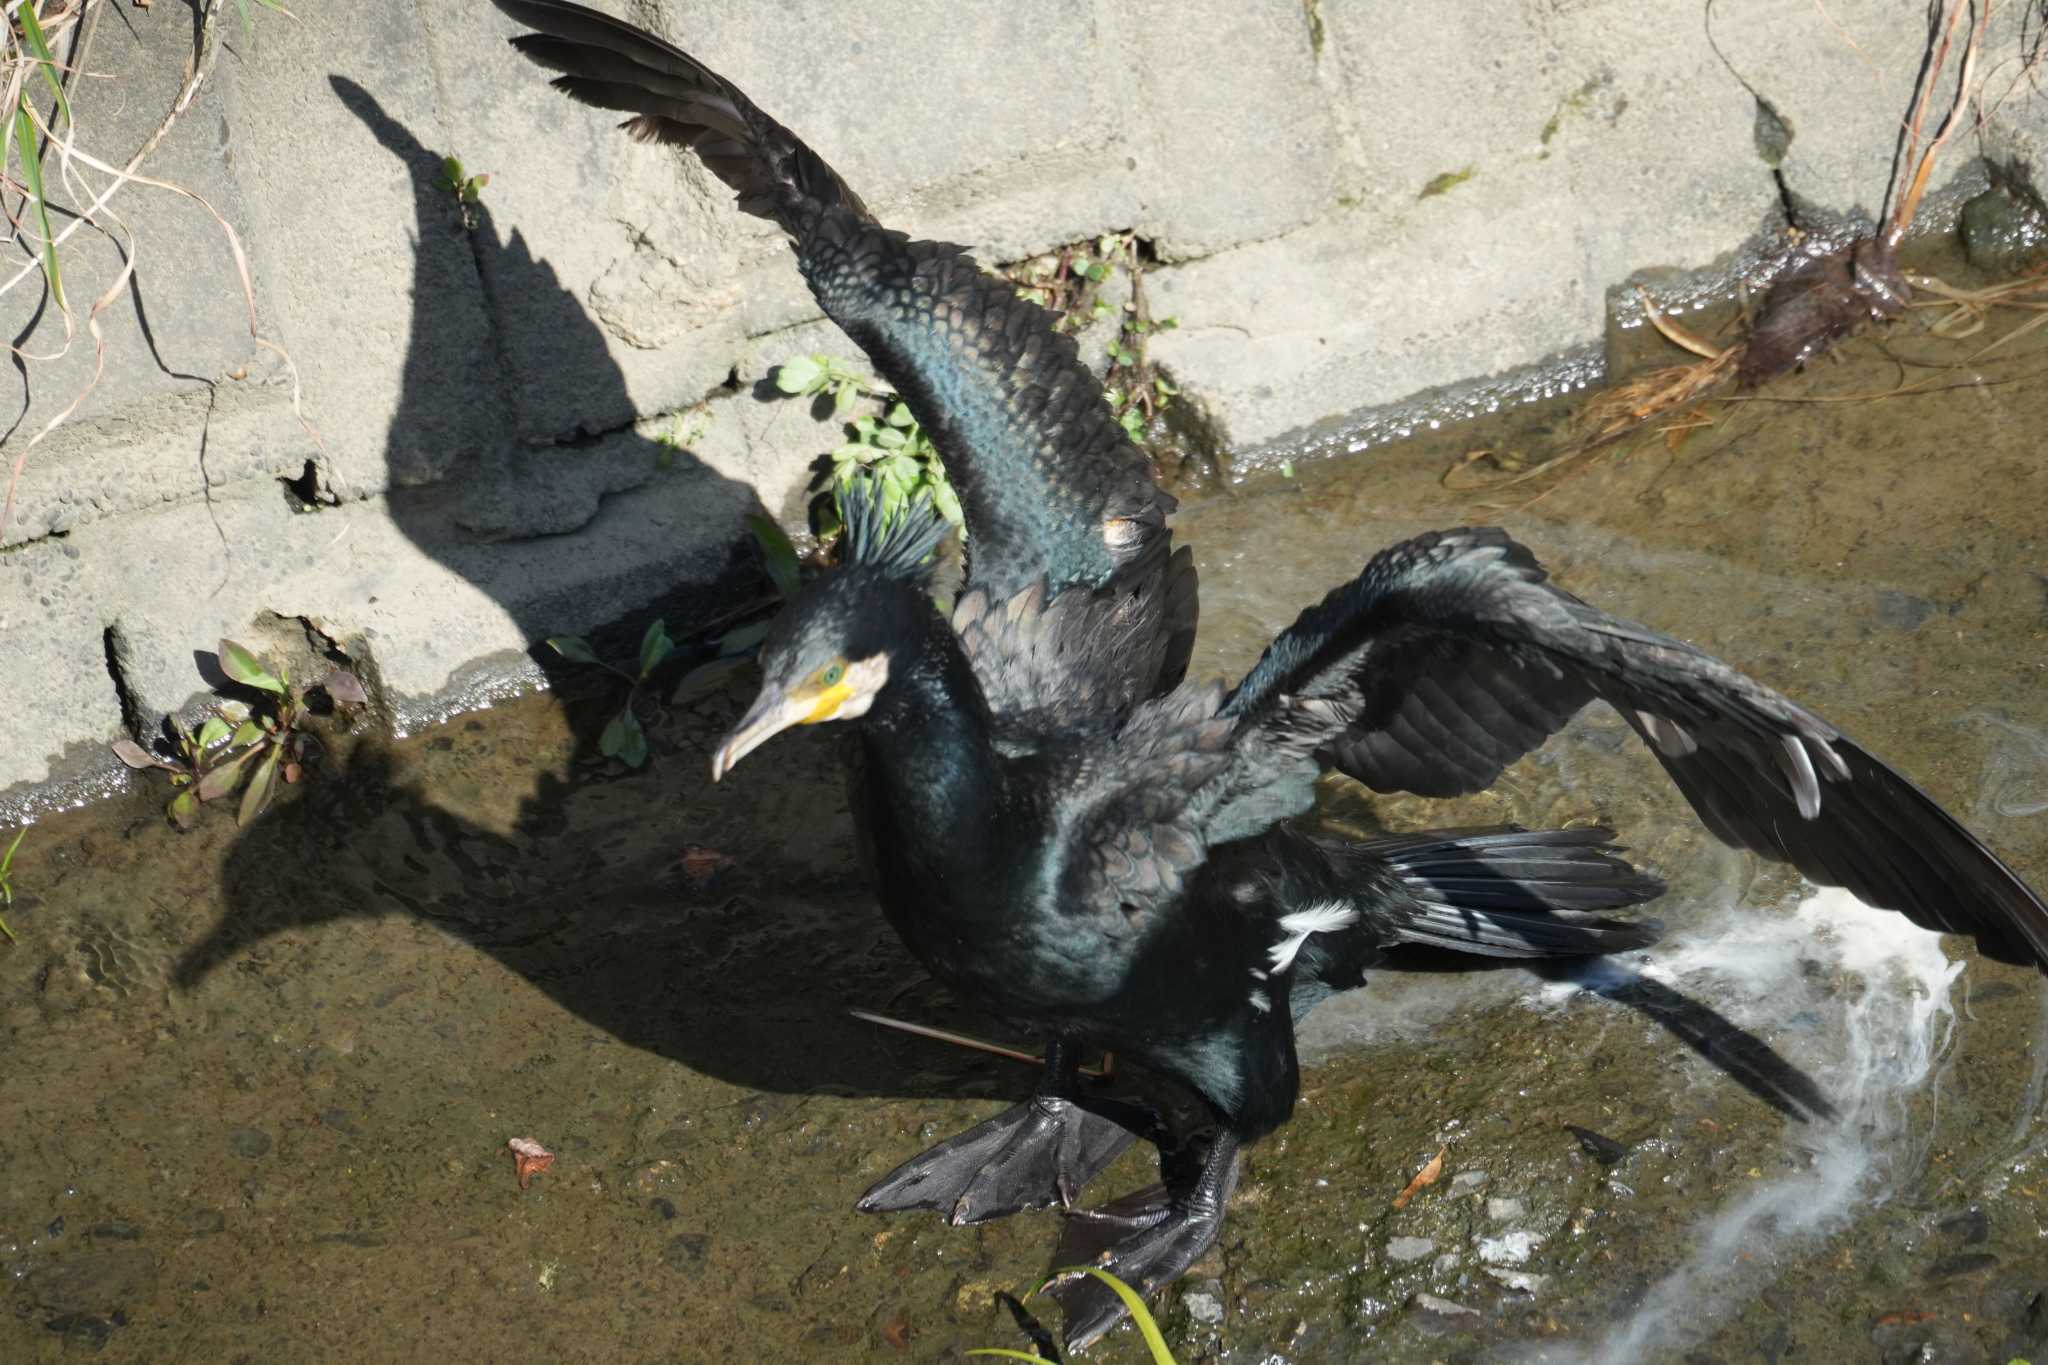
[1535,887,1963,1364]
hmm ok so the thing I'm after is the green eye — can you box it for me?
[821,662,845,687]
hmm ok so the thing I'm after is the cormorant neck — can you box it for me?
[859,597,1004,857]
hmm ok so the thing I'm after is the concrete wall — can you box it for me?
[2,0,2043,809]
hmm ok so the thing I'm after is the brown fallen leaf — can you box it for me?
[1392,1144,1447,1210]
[879,1309,911,1351]
[678,845,735,891]
[507,1136,556,1191]
[1873,1310,1936,1327]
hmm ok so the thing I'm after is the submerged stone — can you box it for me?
[1477,1231,1544,1266]
[1387,1235,1436,1264]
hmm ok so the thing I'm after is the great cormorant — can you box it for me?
[487,1,2048,1348]
[715,477,2048,1348]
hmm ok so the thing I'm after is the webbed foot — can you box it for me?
[1049,1134,1241,1352]
[856,1092,1157,1225]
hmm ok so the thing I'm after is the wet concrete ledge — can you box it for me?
[2,0,2044,810]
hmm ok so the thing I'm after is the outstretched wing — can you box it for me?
[490,0,867,235]
[1219,527,2048,969]
[491,0,1178,605]
[955,536,1198,742]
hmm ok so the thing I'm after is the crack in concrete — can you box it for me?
[102,625,144,743]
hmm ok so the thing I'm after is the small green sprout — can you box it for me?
[0,825,25,942]
[655,405,712,469]
[435,154,491,227]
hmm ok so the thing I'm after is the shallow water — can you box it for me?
[4,277,2048,1363]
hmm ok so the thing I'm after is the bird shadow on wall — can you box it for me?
[171,82,1837,1126]
[174,83,1001,1102]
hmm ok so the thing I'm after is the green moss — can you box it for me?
[1540,73,1611,147]
[1418,166,1475,200]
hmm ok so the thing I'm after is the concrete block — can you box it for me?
[1116,0,1343,259]
[435,0,781,442]
[0,4,300,548]
[229,2,505,498]
[1147,184,1592,453]
[7,382,302,544]
[1705,0,2033,223]
[0,533,122,798]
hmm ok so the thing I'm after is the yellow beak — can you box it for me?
[709,680,854,782]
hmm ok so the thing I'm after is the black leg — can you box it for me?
[856,1038,1162,1225]
[1048,1131,1242,1352]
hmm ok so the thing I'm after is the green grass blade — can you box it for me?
[1032,1266,1179,1364]
[16,5,71,129]
[964,1351,1050,1362]
[12,98,65,310]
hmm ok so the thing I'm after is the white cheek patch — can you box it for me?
[834,652,892,720]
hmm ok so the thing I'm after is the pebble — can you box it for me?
[1449,1170,1489,1194]
[1486,1268,1549,1294]
[227,1127,272,1160]
[1485,1196,1526,1221]
[1923,1250,1998,1282]
[1406,1291,1481,1336]
[1938,1207,1988,1245]
[1564,1124,1627,1166]
[1182,1289,1224,1324]
[1477,1231,1544,1266]
[660,1232,709,1272]
[1386,1236,1436,1264]
[179,1209,225,1236]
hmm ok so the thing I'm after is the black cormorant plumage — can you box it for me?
[716,478,2048,1347]
[487,2,2048,1348]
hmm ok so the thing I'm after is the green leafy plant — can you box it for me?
[773,354,964,535]
[1006,231,1180,445]
[547,519,793,768]
[112,639,367,828]
[435,154,491,228]
[545,620,677,770]
[966,1265,1180,1364]
[0,825,25,943]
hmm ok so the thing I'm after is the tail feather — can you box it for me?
[1358,825,1665,960]
[492,0,869,234]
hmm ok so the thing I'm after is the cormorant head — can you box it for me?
[710,479,951,782]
